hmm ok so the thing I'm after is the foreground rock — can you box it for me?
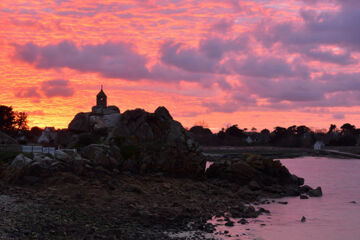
[206,154,309,197]
[0,171,274,240]
[0,151,321,239]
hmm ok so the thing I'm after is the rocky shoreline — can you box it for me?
[0,153,322,240]
[0,107,322,239]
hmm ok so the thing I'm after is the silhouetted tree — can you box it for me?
[272,127,287,137]
[189,126,212,136]
[15,112,28,130]
[296,125,311,136]
[287,125,297,136]
[340,123,355,135]
[328,124,337,134]
[225,125,244,137]
[0,105,29,134]
[260,129,270,135]
[0,105,16,131]
[30,126,43,137]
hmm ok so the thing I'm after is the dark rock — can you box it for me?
[9,154,32,168]
[112,107,205,178]
[154,106,173,121]
[308,187,323,197]
[81,144,122,170]
[300,194,309,199]
[248,180,261,191]
[202,223,216,233]
[238,218,248,225]
[258,207,270,214]
[301,216,306,222]
[225,220,234,227]
[278,201,288,205]
[243,206,258,218]
[22,176,41,185]
[68,112,90,133]
[206,154,303,189]
[299,185,313,194]
[350,201,357,204]
[285,187,300,196]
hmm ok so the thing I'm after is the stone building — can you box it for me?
[92,86,120,115]
[96,85,107,108]
[69,86,121,132]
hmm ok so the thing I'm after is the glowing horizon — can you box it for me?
[1,0,360,132]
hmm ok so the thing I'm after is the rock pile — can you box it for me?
[3,107,206,181]
[206,154,304,186]
[206,154,321,198]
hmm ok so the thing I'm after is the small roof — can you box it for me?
[97,85,107,97]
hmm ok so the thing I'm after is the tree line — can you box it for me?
[0,105,28,133]
[189,123,360,147]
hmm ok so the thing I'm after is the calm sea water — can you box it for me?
[211,157,360,240]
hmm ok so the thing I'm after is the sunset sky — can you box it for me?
[1,0,360,132]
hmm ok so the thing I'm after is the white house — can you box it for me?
[314,141,325,151]
[246,136,253,144]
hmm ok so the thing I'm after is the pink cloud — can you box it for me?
[15,87,41,98]
[41,79,74,97]
[13,41,150,81]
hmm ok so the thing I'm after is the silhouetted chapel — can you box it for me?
[91,86,120,114]
[96,85,107,108]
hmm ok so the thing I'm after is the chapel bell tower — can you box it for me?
[96,85,107,108]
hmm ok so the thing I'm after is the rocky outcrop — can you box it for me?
[69,106,121,133]
[3,153,63,182]
[17,106,204,178]
[3,148,123,182]
[4,107,205,180]
[206,154,303,187]
[308,186,323,197]
[109,106,205,177]
[81,144,122,170]
[68,113,90,133]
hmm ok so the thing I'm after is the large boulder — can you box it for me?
[111,107,205,178]
[89,115,107,131]
[103,113,121,128]
[103,106,120,114]
[9,154,32,168]
[81,144,122,170]
[308,187,323,197]
[206,154,304,188]
[68,112,90,132]
[4,153,64,182]
[154,106,172,121]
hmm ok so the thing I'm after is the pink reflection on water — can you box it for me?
[205,161,214,171]
[209,157,360,240]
